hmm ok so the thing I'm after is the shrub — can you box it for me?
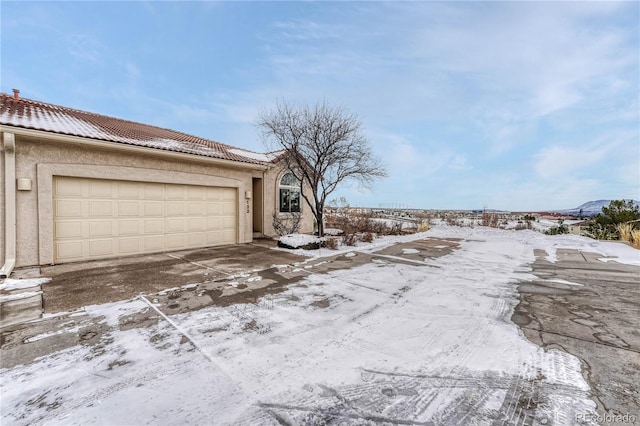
[272,212,302,236]
[515,220,533,231]
[361,232,374,243]
[389,222,403,235]
[593,200,640,239]
[342,233,359,246]
[481,212,500,228]
[545,219,569,235]
[369,220,391,235]
[584,223,611,240]
[325,237,340,250]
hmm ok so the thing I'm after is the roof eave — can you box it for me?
[0,124,268,171]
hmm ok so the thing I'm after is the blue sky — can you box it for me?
[2,1,638,210]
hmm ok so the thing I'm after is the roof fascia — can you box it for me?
[0,125,268,171]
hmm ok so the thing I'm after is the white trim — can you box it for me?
[278,171,302,214]
[0,132,16,277]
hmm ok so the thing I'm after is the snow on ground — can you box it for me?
[278,234,325,248]
[0,277,50,291]
[3,225,635,424]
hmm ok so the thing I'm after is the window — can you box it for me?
[279,172,301,213]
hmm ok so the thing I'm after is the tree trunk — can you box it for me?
[316,211,324,237]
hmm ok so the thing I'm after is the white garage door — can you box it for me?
[53,176,237,263]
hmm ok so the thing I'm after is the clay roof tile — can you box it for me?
[0,93,266,165]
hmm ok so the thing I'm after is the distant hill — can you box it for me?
[556,199,640,217]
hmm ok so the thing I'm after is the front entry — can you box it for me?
[252,178,263,236]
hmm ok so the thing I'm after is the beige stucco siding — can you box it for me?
[262,163,315,237]
[12,134,263,267]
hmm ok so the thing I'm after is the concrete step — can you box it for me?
[0,279,44,329]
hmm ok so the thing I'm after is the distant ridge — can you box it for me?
[555,199,640,217]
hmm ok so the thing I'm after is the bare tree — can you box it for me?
[258,100,387,236]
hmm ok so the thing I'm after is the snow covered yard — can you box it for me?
[1,226,638,425]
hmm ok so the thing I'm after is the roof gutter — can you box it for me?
[0,125,269,171]
[0,131,16,278]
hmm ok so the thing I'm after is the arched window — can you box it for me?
[279,172,301,213]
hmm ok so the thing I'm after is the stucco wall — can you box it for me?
[262,163,315,237]
[11,133,268,267]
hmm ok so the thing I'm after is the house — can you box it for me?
[0,90,313,277]
[568,220,591,236]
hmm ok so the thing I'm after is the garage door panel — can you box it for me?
[118,182,140,198]
[221,229,236,242]
[144,184,163,200]
[206,217,221,230]
[188,203,203,215]
[89,221,114,237]
[118,238,140,254]
[222,216,236,229]
[187,233,204,246]
[90,200,113,217]
[118,201,140,216]
[55,241,83,260]
[166,235,185,249]
[119,220,140,236]
[54,177,83,197]
[188,218,204,231]
[89,180,114,197]
[206,231,230,244]
[206,203,222,215]
[205,187,221,201]
[55,221,84,239]
[167,202,185,216]
[53,177,238,263]
[166,218,185,233]
[188,186,204,200]
[222,188,236,201]
[166,185,186,200]
[144,236,164,251]
[89,239,113,256]
[56,200,84,217]
[144,202,163,216]
[144,219,164,234]
[222,202,235,215]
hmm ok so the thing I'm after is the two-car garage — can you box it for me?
[52,176,237,264]
[2,92,315,275]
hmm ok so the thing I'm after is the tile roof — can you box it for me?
[0,92,270,166]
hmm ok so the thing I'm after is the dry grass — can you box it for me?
[617,223,633,242]
[417,220,430,233]
[631,230,640,249]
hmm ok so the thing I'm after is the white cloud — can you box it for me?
[533,144,614,180]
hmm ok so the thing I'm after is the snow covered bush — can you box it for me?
[324,228,343,236]
[278,234,325,250]
[342,232,359,246]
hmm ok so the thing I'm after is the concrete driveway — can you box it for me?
[33,239,305,314]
